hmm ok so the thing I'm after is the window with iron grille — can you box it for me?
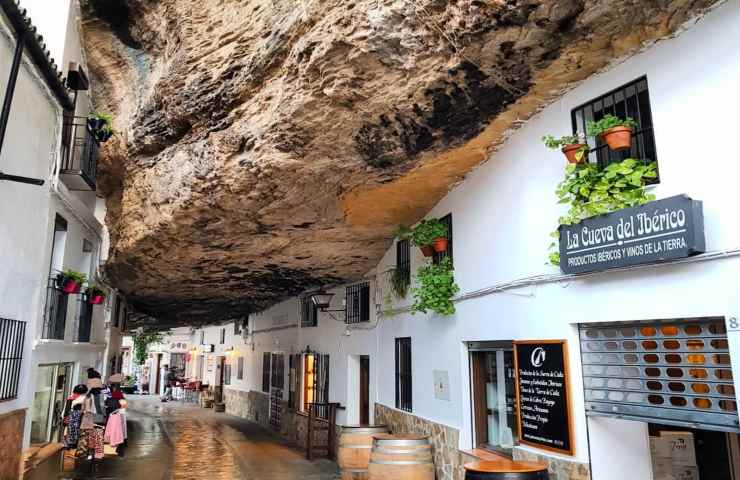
[200,330,205,345]
[43,278,68,340]
[262,352,271,393]
[113,296,121,328]
[572,76,658,179]
[345,282,370,324]
[0,318,25,401]
[395,337,412,412]
[237,357,244,380]
[304,353,331,419]
[271,353,285,390]
[396,239,411,290]
[220,328,226,344]
[224,361,232,385]
[77,299,93,342]
[432,214,453,266]
[234,319,242,335]
[301,296,318,327]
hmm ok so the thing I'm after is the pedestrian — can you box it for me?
[140,367,149,395]
[161,365,174,402]
[87,367,101,379]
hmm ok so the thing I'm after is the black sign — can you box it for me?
[559,195,705,274]
[514,340,573,456]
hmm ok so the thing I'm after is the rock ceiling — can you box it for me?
[79,0,720,327]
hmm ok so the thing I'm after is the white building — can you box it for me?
[183,3,740,479]
[0,1,126,476]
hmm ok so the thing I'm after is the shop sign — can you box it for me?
[514,340,573,456]
[559,195,705,275]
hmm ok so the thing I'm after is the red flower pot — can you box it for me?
[89,295,104,305]
[432,237,448,253]
[62,279,80,294]
[561,143,588,164]
[601,126,633,151]
[419,245,434,257]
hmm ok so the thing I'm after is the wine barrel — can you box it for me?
[464,460,549,480]
[368,434,434,480]
[337,425,389,480]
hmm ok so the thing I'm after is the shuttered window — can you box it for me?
[580,318,738,432]
[396,337,412,412]
[262,352,271,393]
[271,353,285,390]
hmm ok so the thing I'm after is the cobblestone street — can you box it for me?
[61,397,340,480]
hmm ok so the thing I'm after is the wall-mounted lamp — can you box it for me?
[310,290,335,310]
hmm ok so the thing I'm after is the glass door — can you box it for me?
[49,364,73,441]
[30,366,56,443]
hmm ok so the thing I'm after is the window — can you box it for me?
[396,239,411,290]
[304,353,330,419]
[470,343,518,452]
[345,282,370,324]
[571,76,658,178]
[224,361,232,385]
[237,357,244,380]
[271,353,285,390]
[0,318,25,401]
[395,338,412,412]
[113,297,121,328]
[200,330,205,345]
[234,320,242,335]
[220,328,225,344]
[432,214,453,265]
[170,353,187,377]
[77,300,93,342]
[301,296,318,327]
[262,352,271,393]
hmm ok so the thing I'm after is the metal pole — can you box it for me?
[0,31,25,154]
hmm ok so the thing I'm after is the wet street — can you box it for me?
[61,396,340,480]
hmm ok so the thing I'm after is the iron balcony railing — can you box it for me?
[42,277,69,340]
[0,318,26,401]
[59,115,99,191]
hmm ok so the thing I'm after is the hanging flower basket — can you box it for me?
[58,269,87,295]
[62,279,81,294]
[89,294,105,305]
[419,245,434,257]
[432,237,448,253]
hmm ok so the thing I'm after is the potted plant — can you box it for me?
[542,134,588,164]
[411,219,448,256]
[410,257,460,316]
[87,112,115,143]
[586,114,637,151]
[86,285,106,305]
[58,269,87,294]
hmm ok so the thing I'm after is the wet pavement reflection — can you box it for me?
[61,396,339,480]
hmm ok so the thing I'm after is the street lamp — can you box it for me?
[310,290,335,310]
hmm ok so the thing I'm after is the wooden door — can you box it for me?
[360,356,370,425]
[155,354,162,395]
[471,352,488,447]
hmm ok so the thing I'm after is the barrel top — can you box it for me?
[372,433,430,445]
[464,460,549,474]
[341,424,388,430]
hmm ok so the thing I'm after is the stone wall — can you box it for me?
[513,449,590,480]
[374,403,460,480]
[0,409,25,480]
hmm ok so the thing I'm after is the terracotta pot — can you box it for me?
[89,295,104,305]
[601,126,633,151]
[62,279,80,294]
[561,143,588,164]
[419,245,434,257]
[432,237,448,253]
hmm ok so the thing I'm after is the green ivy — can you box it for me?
[411,257,460,316]
[133,332,164,366]
[549,158,658,265]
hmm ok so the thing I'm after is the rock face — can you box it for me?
[81,0,720,326]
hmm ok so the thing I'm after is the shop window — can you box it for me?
[432,214,453,265]
[237,357,244,380]
[301,296,318,327]
[571,76,659,180]
[395,338,412,412]
[262,352,271,393]
[470,344,518,452]
[345,282,370,324]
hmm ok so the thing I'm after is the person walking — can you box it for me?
[161,365,175,401]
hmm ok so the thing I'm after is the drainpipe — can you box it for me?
[0,30,44,186]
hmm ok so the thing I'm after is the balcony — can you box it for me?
[42,277,68,340]
[59,115,99,191]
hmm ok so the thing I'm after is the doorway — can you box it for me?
[360,356,370,425]
[154,353,162,395]
[30,363,73,443]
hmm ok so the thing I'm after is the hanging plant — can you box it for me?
[548,158,658,265]
[86,285,106,305]
[58,269,87,294]
[542,134,588,164]
[133,331,164,366]
[389,267,409,299]
[586,114,637,151]
[410,257,459,316]
[87,112,116,143]
[410,219,448,256]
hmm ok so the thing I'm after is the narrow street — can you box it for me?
[60,397,340,480]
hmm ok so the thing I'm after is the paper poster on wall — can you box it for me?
[514,340,574,456]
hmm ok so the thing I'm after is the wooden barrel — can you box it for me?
[368,434,434,480]
[464,460,549,480]
[337,425,389,480]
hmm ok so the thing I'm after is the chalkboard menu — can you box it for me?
[514,340,573,456]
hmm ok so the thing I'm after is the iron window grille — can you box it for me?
[345,282,370,324]
[262,352,271,393]
[237,357,244,380]
[432,214,453,265]
[220,328,226,344]
[0,318,25,401]
[113,297,121,328]
[301,296,318,327]
[306,353,330,419]
[395,337,413,412]
[271,353,285,390]
[76,297,93,342]
[396,239,411,290]
[43,276,68,340]
[571,76,658,180]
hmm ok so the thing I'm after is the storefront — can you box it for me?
[29,363,73,443]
